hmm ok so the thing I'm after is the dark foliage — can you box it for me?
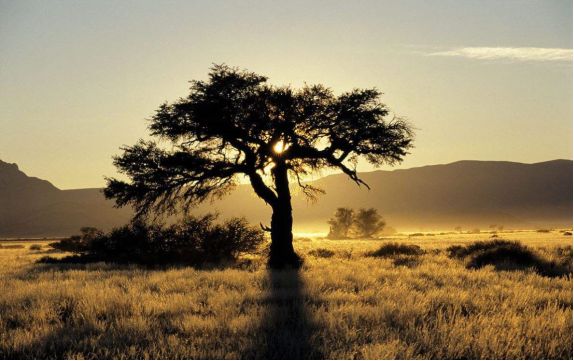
[367,243,424,258]
[327,207,389,239]
[29,244,42,251]
[327,207,354,239]
[448,240,571,278]
[308,248,335,258]
[44,215,264,266]
[353,208,386,238]
[103,64,414,268]
[50,227,103,253]
[393,256,422,268]
[447,239,520,259]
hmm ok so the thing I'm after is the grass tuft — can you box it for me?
[308,248,335,258]
[0,244,25,249]
[367,243,424,258]
[392,256,421,268]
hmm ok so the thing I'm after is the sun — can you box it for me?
[273,140,286,154]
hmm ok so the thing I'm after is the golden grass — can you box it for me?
[0,231,572,359]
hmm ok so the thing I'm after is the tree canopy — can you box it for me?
[104,64,414,267]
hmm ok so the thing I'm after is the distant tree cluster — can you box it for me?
[327,207,390,239]
[454,225,504,234]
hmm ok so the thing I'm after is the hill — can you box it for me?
[0,159,571,237]
[0,161,132,237]
[195,159,573,233]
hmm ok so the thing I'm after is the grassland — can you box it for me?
[0,231,572,359]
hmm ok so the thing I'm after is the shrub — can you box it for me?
[393,256,421,268]
[45,215,265,266]
[308,248,335,258]
[409,233,424,237]
[536,229,551,233]
[447,240,519,259]
[50,227,104,253]
[448,240,571,278]
[563,231,572,236]
[367,243,424,258]
[29,244,42,251]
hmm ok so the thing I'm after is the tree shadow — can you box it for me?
[247,268,324,359]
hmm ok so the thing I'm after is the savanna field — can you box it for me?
[0,230,572,359]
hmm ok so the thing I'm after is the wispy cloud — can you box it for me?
[427,47,572,62]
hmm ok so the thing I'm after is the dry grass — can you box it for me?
[0,232,572,359]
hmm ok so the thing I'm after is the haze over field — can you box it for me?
[1,158,571,237]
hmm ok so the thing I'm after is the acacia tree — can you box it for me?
[353,208,386,238]
[104,65,414,268]
[327,208,355,239]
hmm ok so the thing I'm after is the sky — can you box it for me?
[0,0,572,189]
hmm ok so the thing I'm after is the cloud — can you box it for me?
[427,47,572,62]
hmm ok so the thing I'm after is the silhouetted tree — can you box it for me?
[327,207,355,239]
[353,208,386,238]
[104,65,414,268]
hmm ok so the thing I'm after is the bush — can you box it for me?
[409,233,424,237]
[563,231,572,236]
[393,256,421,268]
[448,240,571,278]
[50,227,104,253]
[29,244,42,251]
[308,248,335,258]
[536,229,551,233]
[367,243,424,258]
[447,240,519,259]
[45,215,265,266]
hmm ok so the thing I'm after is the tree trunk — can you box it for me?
[269,160,301,268]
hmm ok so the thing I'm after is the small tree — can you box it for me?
[104,65,413,268]
[353,208,386,238]
[327,207,354,239]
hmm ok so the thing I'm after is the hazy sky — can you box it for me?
[1,0,572,189]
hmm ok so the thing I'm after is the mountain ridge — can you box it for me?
[0,159,572,237]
